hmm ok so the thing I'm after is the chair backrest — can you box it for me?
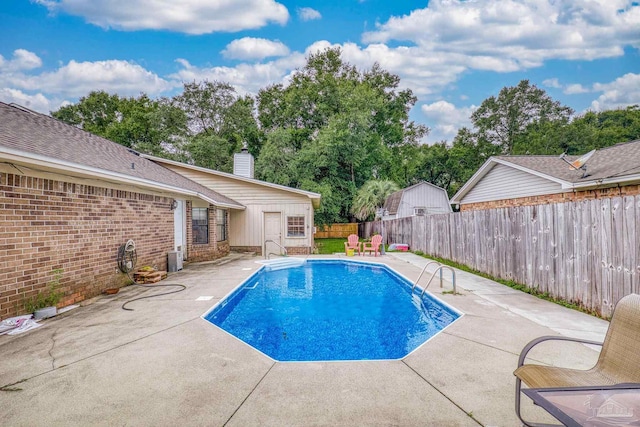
[347,234,359,246]
[596,293,640,382]
[370,234,382,247]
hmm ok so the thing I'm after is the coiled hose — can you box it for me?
[116,240,186,311]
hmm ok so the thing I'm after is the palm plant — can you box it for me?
[350,180,399,221]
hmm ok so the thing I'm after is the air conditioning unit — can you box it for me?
[414,207,426,216]
[167,251,183,272]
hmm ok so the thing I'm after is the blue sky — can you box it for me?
[1,0,639,143]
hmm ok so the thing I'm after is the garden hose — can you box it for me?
[116,240,186,311]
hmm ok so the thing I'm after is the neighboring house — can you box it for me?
[450,139,640,211]
[144,151,321,256]
[0,102,244,320]
[382,181,452,220]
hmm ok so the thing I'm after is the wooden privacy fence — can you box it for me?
[314,223,358,239]
[361,196,640,317]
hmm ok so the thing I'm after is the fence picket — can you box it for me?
[360,195,640,316]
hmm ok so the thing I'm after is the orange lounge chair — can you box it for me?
[362,234,383,256]
[344,234,361,255]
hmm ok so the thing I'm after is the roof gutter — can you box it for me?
[569,173,640,190]
[0,146,244,210]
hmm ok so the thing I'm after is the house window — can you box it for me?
[414,207,426,216]
[287,216,305,237]
[192,208,209,244]
[216,209,227,242]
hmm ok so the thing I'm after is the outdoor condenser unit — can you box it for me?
[167,251,183,272]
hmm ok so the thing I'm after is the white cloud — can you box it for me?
[543,78,589,94]
[170,54,307,96]
[304,41,466,96]
[543,78,562,89]
[564,83,589,95]
[222,37,290,61]
[34,0,289,34]
[297,7,321,21]
[421,100,477,143]
[0,55,174,98]
[0,88,52,113]
[362,0,640,73]
[590,73,640,111]
[0,49,43,72]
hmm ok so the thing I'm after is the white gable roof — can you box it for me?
[143,154,321,208]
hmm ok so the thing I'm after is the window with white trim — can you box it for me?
[287,216,305,237]
[192,208,209,244]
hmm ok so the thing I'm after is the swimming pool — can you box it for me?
[203,259,461,362]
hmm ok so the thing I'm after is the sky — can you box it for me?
[1,0,639,144]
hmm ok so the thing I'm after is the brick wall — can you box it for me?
[185,204,229,262]
[230,246,262,255]
[286,246,311,255]
[228,245,311,256]
[1,172,174,320]
[460,184,640,211]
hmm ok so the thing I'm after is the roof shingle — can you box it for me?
[494,139,640,183]
[0,102,243,208]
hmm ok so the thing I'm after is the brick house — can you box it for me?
[0,102,245,320]
[450,140,640,211]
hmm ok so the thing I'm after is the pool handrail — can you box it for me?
[265,239,288,259]
[411,261,443,292]
[412,262,457,296]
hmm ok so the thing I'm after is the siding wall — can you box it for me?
[397,183,452,218]
[462,164,563,204]
[164,165,314,254]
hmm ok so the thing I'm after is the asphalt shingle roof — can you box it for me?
[383,190,402,214]
[0,102,243,208]
[495,139,640,183]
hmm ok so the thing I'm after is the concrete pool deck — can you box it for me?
[0,253,609,426]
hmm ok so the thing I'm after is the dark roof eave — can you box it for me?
[0,146,245,210]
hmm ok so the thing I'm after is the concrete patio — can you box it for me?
[0,253,609,426]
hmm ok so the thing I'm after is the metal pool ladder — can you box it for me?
[411,261,457,296]
[265,239,288,259]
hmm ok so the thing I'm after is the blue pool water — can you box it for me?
[203,260,460,361]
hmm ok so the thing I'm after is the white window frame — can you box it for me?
[286,216,306,238]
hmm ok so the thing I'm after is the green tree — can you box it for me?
[350,180,399,221]
[173,81,261,171]
[471,80,573,154]
[52,91,183,156]
[256,47,425,223]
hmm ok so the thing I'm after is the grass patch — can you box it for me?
[314,238,348,254]
[313,238,389,255]
[412,251,601,318]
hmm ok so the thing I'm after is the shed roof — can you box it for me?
[0,102,244,209]
[451,139,640,204]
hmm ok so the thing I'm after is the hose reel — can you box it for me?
[117,239,137,274]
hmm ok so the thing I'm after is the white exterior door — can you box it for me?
[173,199,186,258]
[263,212,282,257]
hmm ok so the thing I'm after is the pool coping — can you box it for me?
[0,252,610,426]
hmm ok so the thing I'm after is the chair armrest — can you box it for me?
[517,335,603,368]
